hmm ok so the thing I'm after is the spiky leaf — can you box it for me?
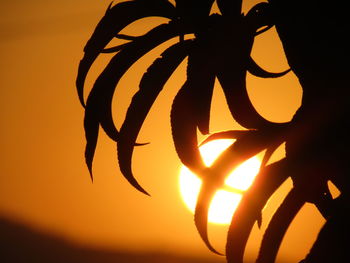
[117,40,193,195]
[186,39,216,134]
[195,129,284,256]
[194,172,224,255]
[256,188,305,263]
[84,103,100,180]
[213,16,278,129]
[76,0,176,106]
[171,81,205,173]
[85,22,183,142]
[226,159,290,263]
[170,39,216,172]
[83,22,184,183]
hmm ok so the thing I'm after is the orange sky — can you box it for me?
[0,0,327,262]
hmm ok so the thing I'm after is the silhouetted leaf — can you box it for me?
[194,172,224,255]
[247,57,291,78]
[76,0,176,107]
[194,138,237,255]
[256,188,304,263]
[115,34,139,40]
[117,40,193,195]
[186,39,216,135]
[226,159,290,263]
[194,129,285,257]
[85,22,184,143]
[213,16,280,130]
[171,81,205,173]
[217,68,265,129]
[84,103,100,181]
[78,1,349,262]
[83,22,186,184]
[101,42,130,53]
[170,39,218,172]
[210,127,285,178]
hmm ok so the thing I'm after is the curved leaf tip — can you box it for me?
[194,177,224,256]
[247,57,291,78]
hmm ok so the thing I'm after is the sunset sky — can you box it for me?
[0,0,327,262]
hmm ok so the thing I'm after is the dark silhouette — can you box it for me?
[77,0,349,262]
[0,216,226,263]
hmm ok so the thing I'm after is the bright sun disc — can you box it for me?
[179,139,261,225]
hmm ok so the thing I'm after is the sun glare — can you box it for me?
[179,139,261,225]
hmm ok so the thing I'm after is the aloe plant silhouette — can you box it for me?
[77,0,349,262]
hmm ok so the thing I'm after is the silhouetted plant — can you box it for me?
[77,0,349,262]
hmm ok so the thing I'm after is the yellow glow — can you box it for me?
[179,139,261,225]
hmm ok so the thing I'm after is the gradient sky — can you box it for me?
[0,0,327,262]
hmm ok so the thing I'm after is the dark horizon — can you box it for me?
[0,215,229,263]
[0,214,300,263]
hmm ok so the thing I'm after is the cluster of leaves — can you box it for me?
[75,0,314,262]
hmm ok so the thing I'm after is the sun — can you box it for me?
[179,139,261,225]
